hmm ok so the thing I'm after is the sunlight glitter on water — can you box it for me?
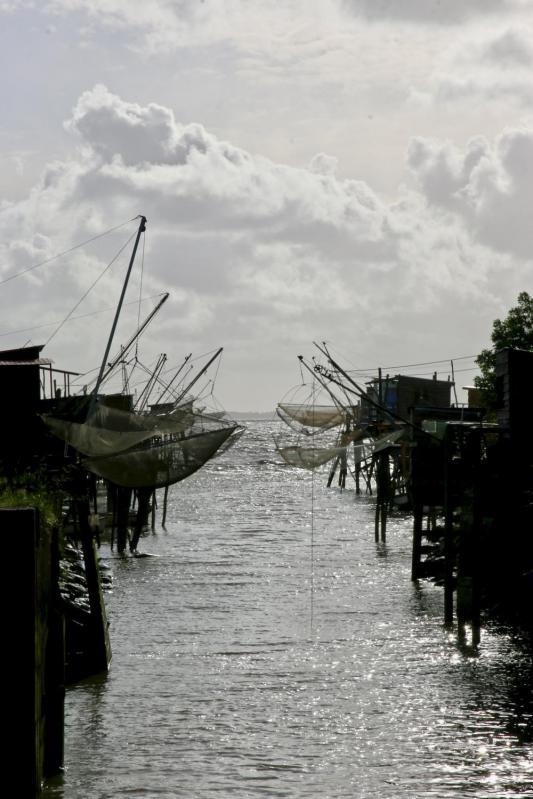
[43,421,533,799]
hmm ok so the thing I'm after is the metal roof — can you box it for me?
[0,358,52,366]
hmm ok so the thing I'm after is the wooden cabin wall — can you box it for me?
[495,347,533,436]
[396,376,451,420]
[0,364,43,473]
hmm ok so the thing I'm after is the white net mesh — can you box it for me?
[42,401,197,458]
[275,441,348,470]
[83,425,241,489]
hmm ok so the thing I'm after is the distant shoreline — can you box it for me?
[229,411,276,421]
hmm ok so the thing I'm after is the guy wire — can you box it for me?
[310,378,316,638]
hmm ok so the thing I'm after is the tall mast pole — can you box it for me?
[98,292,169,388]
[174,347,223,406]
[90,215,147,411]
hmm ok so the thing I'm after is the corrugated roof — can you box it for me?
[0,358,52,366]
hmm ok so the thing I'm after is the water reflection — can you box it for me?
[374,541,389,559]
[43,422,533,798]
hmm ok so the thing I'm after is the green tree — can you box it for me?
[475,291,533,407]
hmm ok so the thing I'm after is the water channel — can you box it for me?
[44,421,533,798]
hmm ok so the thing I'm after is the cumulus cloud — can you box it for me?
[407,127,533,258]
[0,85,529,407]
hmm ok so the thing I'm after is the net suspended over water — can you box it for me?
[42,400,197,458]
[277,403,345,431]
[274,440,348,470]
[83,424,242,489]
[43,397,243,488]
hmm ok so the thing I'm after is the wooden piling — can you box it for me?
[411,502,423,580]
[443,466,455,626]
[151,490,157,531]
[115,487,133,553]
[130,488,152,552]
[43,526,65,778]
[1,507,64,797]
[77,499,112,673]
[374,452,389,543]
[327,456,340,488]
[162,484,169,529]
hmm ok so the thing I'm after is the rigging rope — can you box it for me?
[0,217,137,286]
[45,230,137,346]
[0,292,167,340]
[310,376,316,638]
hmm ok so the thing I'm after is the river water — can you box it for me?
[44,421,533,798]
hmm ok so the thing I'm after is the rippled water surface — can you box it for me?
[44,422,533,798]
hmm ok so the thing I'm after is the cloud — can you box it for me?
[482,27,533,65]
[0,85,529,407]
[407,127,533,258]
[343,0,511,25]
[65,84,184,166]
[408,26,533,107]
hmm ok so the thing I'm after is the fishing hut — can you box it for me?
[492,348,533,603]
[407,347,533,644]
[360,372,453,426]
[361,373,455,542]
[0,344,112,795]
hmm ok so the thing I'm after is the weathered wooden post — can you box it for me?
[374,451,389,543]
[327,456,340,488]
[443,433,455,626]
[130,487,152,552]
[411,501,423,580]
[338,449,347,489]
[1,507,64,797]
[115,486,133,553]
[43,526,65,778]
[354,461,361,495]
[77,498,112,672]
[151,490,157,531]
[470,430,482,648]
[162,484,169,528]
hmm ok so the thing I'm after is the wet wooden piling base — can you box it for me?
[1,507,65,797]
[97,477,174,552]
[410,502,481,649]
[77,498,112,672]
[374,452,390,543]
[104,484,161,552]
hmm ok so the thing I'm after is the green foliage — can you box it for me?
[475,292,533,408]
[0,468,64,530]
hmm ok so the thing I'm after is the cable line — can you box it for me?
[45,230,137,346]
[0,217,137,286]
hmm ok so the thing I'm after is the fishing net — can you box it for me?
[42,400,197,458]
[83,424,241,489]
[353,439,375,465]
[277,402,345,431]
[274,440,348,470]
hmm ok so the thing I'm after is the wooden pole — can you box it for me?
[1,507,55,796]
[151,490,157,531]
[327,456,339,488]
[90,215,146,412]
[78,498,112,672]
[43,526,65,778]
[411,502,423,580]
[130,488,152,552]
[162,485,169,528]
[116,487,132,553]
[444,444,455,627]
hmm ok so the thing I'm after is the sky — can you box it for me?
[1,0,533,411]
